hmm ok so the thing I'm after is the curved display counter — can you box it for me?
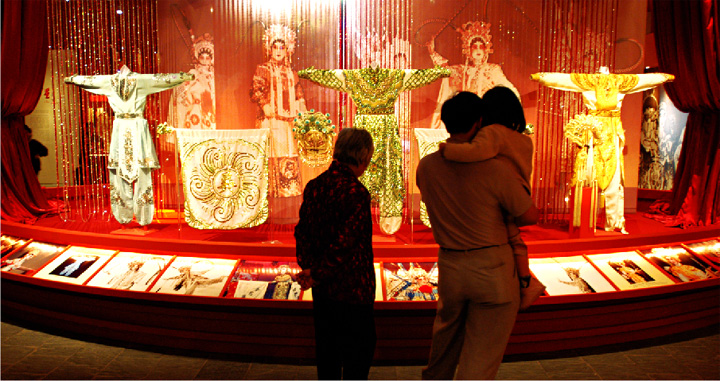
[2,220,719,361]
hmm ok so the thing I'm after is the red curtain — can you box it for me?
[651,0,720,227]
[1,0,56,223]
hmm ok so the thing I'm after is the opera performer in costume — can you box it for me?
[428,21,519,130]
[65,65,194,226]
[298,64,449,235]
[172,33,217,130]
[531,68,674,233]
[250,24,307,224]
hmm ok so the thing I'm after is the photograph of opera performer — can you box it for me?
[86,252,172,291]
[608,259,654,285]
[250,24,307,224]
[642,246,717,282]
[1,242,66,275]
[151,257,236,297]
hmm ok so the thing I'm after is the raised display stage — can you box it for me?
[2,210,719,363]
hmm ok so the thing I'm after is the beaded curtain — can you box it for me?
[46,0,586,231]
[534,0,618,224]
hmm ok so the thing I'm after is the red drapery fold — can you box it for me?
[1,0,56,223]
[650,0,720,227]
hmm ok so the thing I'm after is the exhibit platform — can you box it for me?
[1,206,719,362]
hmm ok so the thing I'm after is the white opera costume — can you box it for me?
[171,33,217,130]
[532,69,674,232]
[65,65,194,226]
[249,24,307,224]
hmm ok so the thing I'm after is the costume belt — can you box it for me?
[356,107,394,115]
[589,110,620,118]
[440,244,504,252]
[115,113,143,119]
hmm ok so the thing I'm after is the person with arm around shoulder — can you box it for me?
[417,91,538,380]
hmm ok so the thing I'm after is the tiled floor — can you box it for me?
[2,318,718,380]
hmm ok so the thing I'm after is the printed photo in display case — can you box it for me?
[150,257,236,297]
[641,246,718,282]
[1,235,28,256]
[296,263,384,302]
[683,239,720,267]
[1,241,67,275]
[228,261,302,300]
[586,251,675,290]
[382,262,438,301]
[34,246,116,285]
[86,252,173,291]
[529,256,616,296]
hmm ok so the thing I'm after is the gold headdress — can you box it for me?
[193,33,214,62]
[264,24,296,58]
[293,110,336,167]
[457,21,493,57]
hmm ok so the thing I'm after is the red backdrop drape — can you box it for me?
[651,0,720,227]
[1,0,56,223]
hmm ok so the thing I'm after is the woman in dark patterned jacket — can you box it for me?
[295,128,375,380]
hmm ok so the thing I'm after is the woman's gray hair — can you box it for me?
[333,128,374,166]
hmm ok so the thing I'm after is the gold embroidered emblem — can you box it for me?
[184,140,267,227]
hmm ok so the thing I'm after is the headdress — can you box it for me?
[264,24,297,58]
[293,110,336,167]
[193,33,214,61]
[456,21,493,57]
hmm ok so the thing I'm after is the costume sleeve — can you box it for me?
[430,77,453,129]
[429,50,449,67]
[64,74,112,96]
[625,73,674,94]
[139,72,195,96]
[298,67,347,92]
[249,65,270,106]
[401,66,451,91]
[531,72,582,92]
[293,71,306,102]
[443,124,504,162]
[489,65,521,99]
